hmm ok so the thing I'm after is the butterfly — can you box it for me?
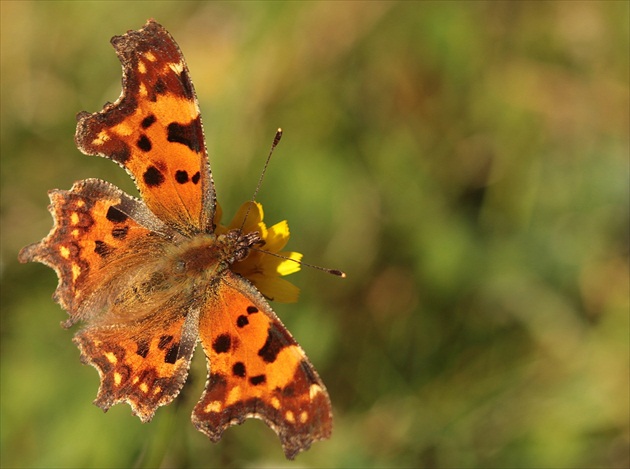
[18,19,333,459]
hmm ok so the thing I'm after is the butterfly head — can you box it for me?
[219,229,263,264]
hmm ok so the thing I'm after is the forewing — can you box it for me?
[75,20,215,235]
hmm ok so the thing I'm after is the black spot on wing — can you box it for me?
[136,340,149,358]
[158,335,173,349]
[143,166,165,187]
[94,240,113,258]
[249,374,266,385]
[213,334,231,354]
[106,206,128,223]
[236,315,249,328]
[191,171,200,184]
[175,170,189,184]
[282,384,295,397]
[232,362,246,378]
[137,135,152,152]
[141,114,156,129]
[179,69,195,100]
[165,343,179,364]
[258,325,291,363]
[167,119,201,152]
[111,226,129,239]
[299,359,319,384]
[247,306,259,314]
[154,78,166,97]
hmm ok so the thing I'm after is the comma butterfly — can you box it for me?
[18,20,333,459]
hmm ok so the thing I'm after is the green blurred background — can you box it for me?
[1,1,628,467]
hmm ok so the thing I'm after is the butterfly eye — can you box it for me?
[225,230,240,241]
[233,248,248,263]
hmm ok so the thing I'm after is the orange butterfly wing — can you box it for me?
[18,178,171,324]
[193,273,332,459]
[75,21,215,235]
[73,305,200,421]
[18,178,199,419]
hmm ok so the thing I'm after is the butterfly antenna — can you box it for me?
[239,128,283,232]
[241,128,346,279]
[251,247,347,278]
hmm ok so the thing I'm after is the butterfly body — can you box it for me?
[19,20,332,460]
[167,230,261,281]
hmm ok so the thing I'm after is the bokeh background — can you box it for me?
[1,1,628,468]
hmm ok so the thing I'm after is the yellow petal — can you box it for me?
[229,201,264,233]
[232,251,263,277]
[249,274,300,303]
[213,201,223,227]
[255,250,302,276]
[214,225,229,235]
[276,251,303,276]
[265,220,290,252]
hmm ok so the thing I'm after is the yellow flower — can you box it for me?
[214,201,302,303]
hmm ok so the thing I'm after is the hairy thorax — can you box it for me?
[168,230,261,282]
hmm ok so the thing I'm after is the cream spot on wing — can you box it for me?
[76,200,85,208]
[137,60,147,74]
[71,264,81,282]
[169,62,184,75]
[70,212,79,225]
[105,352,117,364]
[309,384,323,399]
[285,410,295,423]
[204,401,222,413]
[139,382,149,394]
[59,246,70,259]
[144,51,156,62]
[114,372,122,386]
[299,411,308,423]
[227,386,242,406]
[132,376,139,384]
[92,130,110,146]
[153,386,161,395]
[71,229,79,237]
[271,397,280,409]
[139,83,148,97]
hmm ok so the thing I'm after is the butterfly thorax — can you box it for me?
[169,229,262,281]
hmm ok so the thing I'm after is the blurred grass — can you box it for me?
[1,1,628,468]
